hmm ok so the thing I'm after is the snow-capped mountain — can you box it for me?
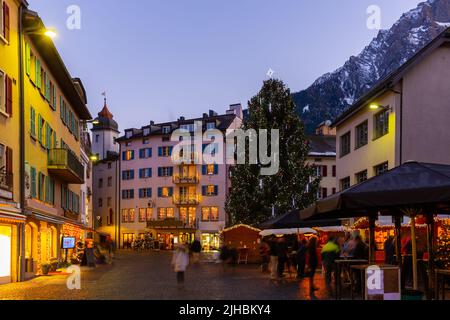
[293,0,450,133]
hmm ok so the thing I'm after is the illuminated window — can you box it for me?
[123,150,134,161]
[210,207,219,221]
[167,207,175,218]
[129,209,135,223]
[139,208,146,222]
[122,209,129,223]
[146,208,153,221]
[162,187,169,197]
[158,207,174,220]
[207,164,215,175]
[201,207,210,221]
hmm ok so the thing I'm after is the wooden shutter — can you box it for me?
[157,188,162,197]
[332,165,336,177]
[322,165,328,177]
[30,167,36,198]
[214,164,218,175]
[202,186,206,196]
[25,43,31,75]
[30,106,35,137]
[5,75,12,116]
[214,185,218,196]
[202,165,207,175]
[3,2,10,42]
[322,188,328,198]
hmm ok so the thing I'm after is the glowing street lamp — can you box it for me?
[369,103,391,111]
[43,28,57,39]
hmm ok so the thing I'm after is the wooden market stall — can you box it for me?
[221,224,261,264]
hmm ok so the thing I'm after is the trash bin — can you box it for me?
[402,289,424,300]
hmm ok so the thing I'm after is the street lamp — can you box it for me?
[25,27,58,38]
[43,28,57,39]
[369,103,391,111]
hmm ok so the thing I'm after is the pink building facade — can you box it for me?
[117,105,243,250]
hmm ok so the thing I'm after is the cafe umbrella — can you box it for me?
[300,161,450,293]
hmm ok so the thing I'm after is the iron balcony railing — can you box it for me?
[48,149,84,184]
[172,173,200,184]
[0,169,13,193]
[147,218,198,229]
[172,194,201,205]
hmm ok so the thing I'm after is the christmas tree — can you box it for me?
[225,79,320,226]
[435,219,450,270]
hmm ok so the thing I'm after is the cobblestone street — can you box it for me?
[0,251,332,300]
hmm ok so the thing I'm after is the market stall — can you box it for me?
[221,224,261,264]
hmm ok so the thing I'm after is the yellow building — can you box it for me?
[21,9,92,276]
[333,27,450,191]
[0,0,26,285]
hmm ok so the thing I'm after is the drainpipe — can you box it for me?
[18,3,26,282]
[117,144,121,249]
[390,84,403,166]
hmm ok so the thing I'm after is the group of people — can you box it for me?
[259,232,371,294]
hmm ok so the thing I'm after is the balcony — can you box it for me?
[147,218,198,230]
[47,149,84,184]
[0,170,13,200]
[172,194,200,206]
[172,173,199,184]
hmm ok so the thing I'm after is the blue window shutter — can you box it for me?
[169,187,173,197]
[130,190,134,199]
[130,170,135,179]
[139,169,143,179]
[202,165,207,175]
[149,168,152,177]
[139,189,143,198]
[214,164,219,175]
[122,152,126,161]
[169,167,173,176]
[149,188,152,198]
[131,150,135,160]
[149,148,152,157]
[158,147,162,157]
[169,146,173,156]
[202,186,206,196]
[158,188,162,197]
[122,171,126,180]
[122,190,125,199]
[139,149,144,159]
[158,167,162,177]
[214,185,218,196]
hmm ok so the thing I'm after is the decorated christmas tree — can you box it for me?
[225,79,320,226]
[435,219,450,270]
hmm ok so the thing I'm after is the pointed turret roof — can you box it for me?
[91,99,119,133]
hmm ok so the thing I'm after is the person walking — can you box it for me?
[172,243,190,285]
[190,238,202,264]
[277,237,288,279]
[321,236,340,291]
[259,240,270,272]
[269,237,279,280]
[296,238,308,279]
[307,236,319,293]
[384,236,396,265]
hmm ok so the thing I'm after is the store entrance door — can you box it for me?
[0,225,12,284]
[122,233,135,249]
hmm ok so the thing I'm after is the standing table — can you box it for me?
[334,259,368,300]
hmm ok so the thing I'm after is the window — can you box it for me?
[125,142,132,147]
[321,188,328,198]
[374,162,389,176]
[139,208,153,222]
[139,168,152,179]
[322,165,328,177]
[332,165,336,177]
[95,135,99,143]
[129,209,135,223]
[180,124,195,132]
[158,187,173,198]
[202,185,218,196]
[355,120,368,149]
[203,164,218,175]
[122,189,134,199]
[158,167,173,177]
[122,170,135,180]
[374,109,389,139]
[158,146,173,157]
[98,198,103,208]
[98,178,103,188]
[122,150,134,161]
[143,128,150,136]
[162,126,171,134]
[355,170,368,184]
[1,1,10,42]
[125,130,133,139]
[206,122,216,130]
[0,70,12,116]
[139,188,152,198]
[107,197,112,207]
[122,209,129,223]
[340,177,350,191]
[332,188,336,195]
[202,207,219,221]
[107,176,112,187]
[158,207,174,220]
[143,138,150,145]
[107,162,112,169]
[139,148,152,159]
[340,132,351,157]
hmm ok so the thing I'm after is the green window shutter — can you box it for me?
[44,176,49,203]
[45,123,50,149]
[37,114,43,143]
[25,43,31,75]
[52,85,57,110]
[60,96,63,120]
[30,106,36,137]
[36,59,41,89]
[38,173,43,201]
[53,131,57,149]
[30,167,36,198]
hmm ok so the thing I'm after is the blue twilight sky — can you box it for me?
[29,0,423,132]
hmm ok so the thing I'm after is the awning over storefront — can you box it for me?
[259,209,343,230]
[259,228,317,237]
[0,212,26,224]
[29,212,65,225]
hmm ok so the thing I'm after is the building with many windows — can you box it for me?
[307,121,337,199]
[22,9,92,276]
[0,0,26,285]
[116,105,243,250]
[334,27,450,191]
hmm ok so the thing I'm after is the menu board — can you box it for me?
[61,237,76,249]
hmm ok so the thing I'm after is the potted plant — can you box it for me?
[41,263,51,276]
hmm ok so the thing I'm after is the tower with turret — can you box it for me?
[91,100,120,160]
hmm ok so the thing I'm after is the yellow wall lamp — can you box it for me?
[369,103,392,111]
[25,27,57,39]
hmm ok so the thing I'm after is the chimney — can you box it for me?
[150,121,155,125]
[228,103,243,119]
[203,113,208,118]
[208,110,218,117]
[178,116,185,122]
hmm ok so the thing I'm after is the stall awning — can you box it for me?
[259,209,343,230]
[30,212,65,225]
[259,228,317,237]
